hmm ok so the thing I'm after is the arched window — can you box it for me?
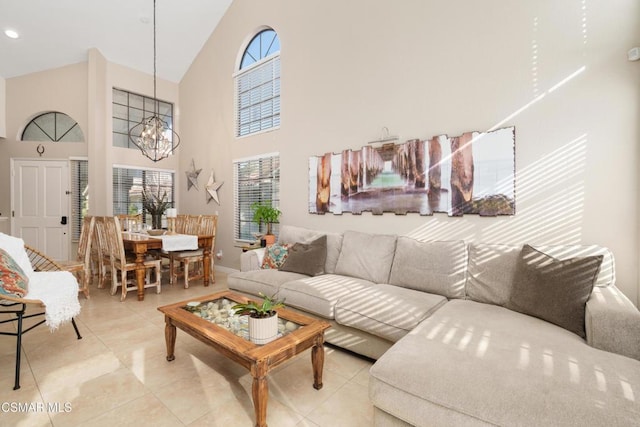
[21,111,84,142]
[235,29,281,137]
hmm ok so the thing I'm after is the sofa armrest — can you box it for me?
[585,285,640,360]
[240,248,266,272]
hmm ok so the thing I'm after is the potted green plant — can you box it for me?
[232,293,285,345]
[142,186,171,229]
[251,201,281,246]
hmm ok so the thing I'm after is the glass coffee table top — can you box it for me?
[182,296,302,343]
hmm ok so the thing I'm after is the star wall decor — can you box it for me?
[206,170,224,205]
[185,159,202,191]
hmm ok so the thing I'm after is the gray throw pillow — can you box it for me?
[279,235,327,276]
[506,244,603,338]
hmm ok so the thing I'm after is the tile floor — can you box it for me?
[0,272,374,426]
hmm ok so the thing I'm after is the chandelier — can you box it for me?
[128,0,180,162]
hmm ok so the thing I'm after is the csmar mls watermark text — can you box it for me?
[1,401,72,413]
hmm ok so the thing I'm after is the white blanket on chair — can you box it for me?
[26,271,81,331]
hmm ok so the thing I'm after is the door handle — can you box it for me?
[61,216,67,225]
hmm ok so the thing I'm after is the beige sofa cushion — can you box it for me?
[334,231,397,284]
[278,274,376,319]
[370,299,640,427]
[389,238,467,299]
[335,284,447,342]
[227,269,308,298]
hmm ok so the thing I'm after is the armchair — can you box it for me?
[0,233,82,390]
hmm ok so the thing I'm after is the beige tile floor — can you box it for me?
[0,272,374,426]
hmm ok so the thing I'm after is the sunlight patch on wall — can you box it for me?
[482,133,588,244]
[405,134,589,245]
[531,17,540,98]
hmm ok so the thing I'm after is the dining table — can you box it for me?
[122,232,214,301]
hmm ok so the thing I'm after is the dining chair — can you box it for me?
[93,216,112,289]
[160,215,201,285]
[182,215,201,234]
[58,215,95,299]
[174,214,189,234]
[116,213,142,232]
[105,216,161,301]
[170,215,217,288]
[89,217,101,285]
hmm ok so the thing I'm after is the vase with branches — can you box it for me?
[142,186,171,229]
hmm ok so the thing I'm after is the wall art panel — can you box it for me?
[309,126,515,216]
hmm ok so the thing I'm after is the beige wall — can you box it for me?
[180,0,640,304]
[85,48,181,216]
[0,76,6,138]
[0,50,180,256]
[0,62,89,228]
[1,1,637,305]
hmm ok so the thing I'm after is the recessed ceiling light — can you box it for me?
[4,29,19,39]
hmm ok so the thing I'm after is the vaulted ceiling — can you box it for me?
[0,0,233,82]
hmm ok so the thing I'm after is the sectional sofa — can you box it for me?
[228,225,640,426]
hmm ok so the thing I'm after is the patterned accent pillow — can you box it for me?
[0,248,29,298]
[261,243,291,269]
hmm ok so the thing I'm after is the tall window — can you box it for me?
[234,153,280,241]
[22,111,84,142]
[113,166,175,224]
[70,159,89,241]
[112,88,175,149]
[235,29,281,137]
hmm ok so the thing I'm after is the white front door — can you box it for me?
[12,159,70,260]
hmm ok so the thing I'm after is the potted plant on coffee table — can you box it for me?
[251,201,281,246]
[232,293,285,345]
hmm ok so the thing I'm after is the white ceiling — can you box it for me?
[0,0,233,82]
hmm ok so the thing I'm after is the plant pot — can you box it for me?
[263,234,276,246]
[248,313,278,345]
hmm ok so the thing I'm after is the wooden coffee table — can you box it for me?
[158,290,331,427]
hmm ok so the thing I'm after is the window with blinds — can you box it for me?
[233,153,280,241]
[112,88,175,149]
[112,166,175,224]
[70,159,89,241]
[235,29,281,137]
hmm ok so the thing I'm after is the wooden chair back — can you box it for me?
[200,214,218,281]
[183,215,201,235]
[94,217,108,260]
[199,215,217,238]
[78,215,95,265]
[92,216,109,288]
[116,213,142,231]
[175,214,188,234]
[90,216,101,279]
[104,216,126,266]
